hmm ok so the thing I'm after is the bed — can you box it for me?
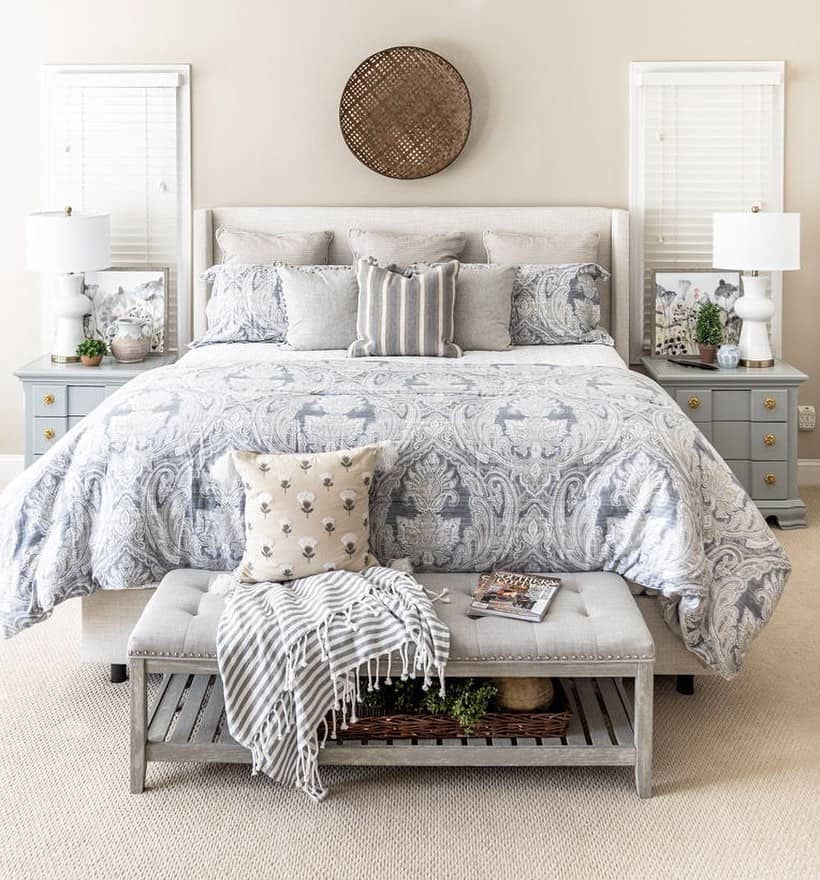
[0,206,789,680]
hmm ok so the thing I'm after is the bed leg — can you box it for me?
[110,663,128,684]
[676,674,694,695]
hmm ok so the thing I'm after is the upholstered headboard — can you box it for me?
[191,206,631,360]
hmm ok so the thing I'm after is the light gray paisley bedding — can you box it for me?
[0,352,789,676]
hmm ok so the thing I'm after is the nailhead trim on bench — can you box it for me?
[128,650,654,661]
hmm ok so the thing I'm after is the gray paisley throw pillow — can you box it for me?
[510,263,613,346]
[193,264,287,347]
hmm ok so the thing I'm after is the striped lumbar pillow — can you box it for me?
[348,259,462,358]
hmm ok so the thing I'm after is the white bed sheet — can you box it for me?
[180,343,627,370]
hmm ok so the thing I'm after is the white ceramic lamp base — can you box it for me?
[52,273,91,363]
[735,274,775,368]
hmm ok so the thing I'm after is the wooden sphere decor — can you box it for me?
[339,46,472,180]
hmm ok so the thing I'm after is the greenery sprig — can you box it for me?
[360,677,497,735]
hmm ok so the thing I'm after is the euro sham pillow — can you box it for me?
[484,230,600,266]
[349,229,466,265]
[510,263,613,346]
[216,227,332,265]
[277,264,358,350]
[193,264,286,347]
[232,445,378,583]
[349,259,462,358]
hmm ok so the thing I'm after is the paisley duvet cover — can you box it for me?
[0,347,789,676]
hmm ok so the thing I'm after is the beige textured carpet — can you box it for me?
[1,494,819,880]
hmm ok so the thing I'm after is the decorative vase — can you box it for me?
[110,318,150,364]
[717,343,741,370]
[698,344,718,365]
[80,354,103,367]
[493,677,554,712]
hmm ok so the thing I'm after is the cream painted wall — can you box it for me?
[1,0,819,457]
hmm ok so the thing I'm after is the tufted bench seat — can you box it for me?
[129,570,654,797]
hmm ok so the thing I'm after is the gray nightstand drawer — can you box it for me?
[33,416,68,454]
[68,416,84,430]
[33,384,67,417]
[712,390,749,421]
[67,385,106,416]
[712,421,787,462]
[674,388,712,422]
[727,460,788,499]
[751,389,787,421]
[751,462,788,500]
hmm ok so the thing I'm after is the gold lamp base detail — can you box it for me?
[739,358,775,368]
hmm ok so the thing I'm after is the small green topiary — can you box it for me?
[694,301,723,346]
[76,337,107,358]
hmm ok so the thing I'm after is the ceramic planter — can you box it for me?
[80,354,103,367]
[698,344,718,365]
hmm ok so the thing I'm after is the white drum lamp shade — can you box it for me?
[712,211,800,368]
[713,212,800,271]
[26,209,111,362]
[27,210,111,273]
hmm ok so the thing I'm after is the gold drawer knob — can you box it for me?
[763,397,777,410]
[764,472,777,486]
[688,396,701,410]
[763,433,777,447]
[43,428,56,441]
[42,393,55,406]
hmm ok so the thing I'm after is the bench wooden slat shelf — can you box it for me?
[142,672,638,768]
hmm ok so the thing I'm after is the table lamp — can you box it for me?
[27,207,111,363]
[712,208,800,368]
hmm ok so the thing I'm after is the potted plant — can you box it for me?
[694,301,723,364]
[76,337,107,367]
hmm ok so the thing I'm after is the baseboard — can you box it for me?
[798,459,820,487]
[0,454,24,486]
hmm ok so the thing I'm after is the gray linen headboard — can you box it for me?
[190,206,631,360]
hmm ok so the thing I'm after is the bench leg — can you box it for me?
[130,658,147,794]
[634,663,654,798]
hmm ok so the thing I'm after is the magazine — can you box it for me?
[468,571,562,622]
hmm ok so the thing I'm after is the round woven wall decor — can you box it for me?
[339,46,472,180]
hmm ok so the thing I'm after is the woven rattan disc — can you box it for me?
[340,46,472,179]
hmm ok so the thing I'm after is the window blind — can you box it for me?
[44,71,184,350]
[631,65,784,356]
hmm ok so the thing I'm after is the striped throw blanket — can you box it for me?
[216,566,450,801]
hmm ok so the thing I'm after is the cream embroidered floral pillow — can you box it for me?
[230,445,378,583]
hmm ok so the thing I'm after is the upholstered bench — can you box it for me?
[129,570,655,797]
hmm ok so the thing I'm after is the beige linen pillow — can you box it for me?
[232,445,378,583]
[216,227,332,265]
[483,230,599,265]
[349,229,466,265]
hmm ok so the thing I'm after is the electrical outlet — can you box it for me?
[798,405,816,431]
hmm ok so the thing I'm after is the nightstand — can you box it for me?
[642,357,808,529]
[15,355,176,468]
